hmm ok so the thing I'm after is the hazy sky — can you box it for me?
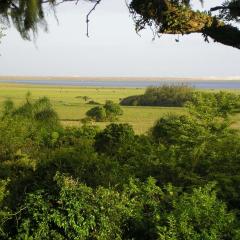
[0,0,240,77]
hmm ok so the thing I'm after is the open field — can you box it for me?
[0,83,240,134]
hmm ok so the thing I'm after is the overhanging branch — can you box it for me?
[129,0,240,49]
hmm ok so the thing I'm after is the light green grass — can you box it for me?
[0,83,239,134]
[59,106,185,134]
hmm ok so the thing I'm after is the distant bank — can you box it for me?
[1,76,240,89]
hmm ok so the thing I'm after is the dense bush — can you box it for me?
[86,100,123,122]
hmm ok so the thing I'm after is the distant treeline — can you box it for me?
[120,84,240,108]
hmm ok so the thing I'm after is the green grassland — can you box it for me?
[0,83,239,134]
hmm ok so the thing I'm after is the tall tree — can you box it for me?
[0,0,239,48]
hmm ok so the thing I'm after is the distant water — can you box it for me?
[1,79,240,89]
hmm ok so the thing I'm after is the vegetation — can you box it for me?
[86,100,123,122]
[0,0,239,49]
[1,89,240,238]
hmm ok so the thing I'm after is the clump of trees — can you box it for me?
[121,84,194,107]
[1,92,240,238]
[86,100,123,122]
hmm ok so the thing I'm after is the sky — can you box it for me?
[0,0,240,78]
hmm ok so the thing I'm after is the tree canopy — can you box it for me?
[0,0,239,49]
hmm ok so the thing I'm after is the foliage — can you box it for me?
[86,100,123,122]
